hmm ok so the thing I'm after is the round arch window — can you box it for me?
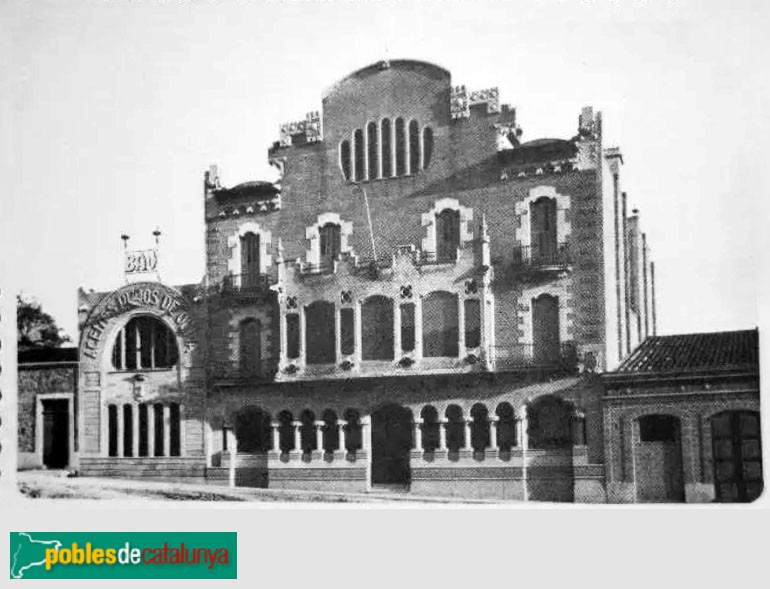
[111,315,179,371]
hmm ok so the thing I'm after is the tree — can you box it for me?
[17,295,71,351]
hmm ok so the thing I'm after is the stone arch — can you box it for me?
[361,295,394,360]
[420,405,440,452]
[420,197,474,259]
[495,402,517,451]
[422,291,459,357]
[305,212,354,267]
[233,406,272,454]
[470,403,490,452]
[227,221,273,279]
[371,404,413,486]
[527,395,574,450]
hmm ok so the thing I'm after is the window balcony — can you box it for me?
[512,243,572,274]
[491,342,578,372]
[222,273,274,295]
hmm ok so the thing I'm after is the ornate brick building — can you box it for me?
[69,59,669,501]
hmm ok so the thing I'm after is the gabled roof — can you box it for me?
[611,329,758,376]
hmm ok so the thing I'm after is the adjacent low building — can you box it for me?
[603,329,761,503]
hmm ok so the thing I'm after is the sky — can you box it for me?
[1,0,768,342]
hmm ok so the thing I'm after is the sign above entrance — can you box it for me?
[122,230,162,283]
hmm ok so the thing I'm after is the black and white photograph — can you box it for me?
[1,0,768,584]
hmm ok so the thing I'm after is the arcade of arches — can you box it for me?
[220,395,588,486]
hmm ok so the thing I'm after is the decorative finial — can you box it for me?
[121,234,130,250]
[153,227,161,246]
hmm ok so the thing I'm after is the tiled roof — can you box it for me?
[19,347,78,364]
[613,329,758,374]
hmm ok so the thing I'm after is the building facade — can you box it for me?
[65,59,671,501]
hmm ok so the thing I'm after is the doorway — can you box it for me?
[371,405,413,488]
[711,411,763,502]
[634,414,685,503]
[42,399,69,469]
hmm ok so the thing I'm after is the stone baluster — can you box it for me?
[270,422,280,459]
[290,421,303,459]
[518,406,529,451]
[489,416,499,450]
[132,404,140,458]
[336,420,347,459]
[438,418,448,456]
[314,421,325,459]
[116,406,124,458]
[147,405,156,457]
[362,416,372,492]
[414,418,423,452]
[163,405,171,458]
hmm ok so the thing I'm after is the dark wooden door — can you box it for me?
[712,411,763,502]
[42,399,69,469]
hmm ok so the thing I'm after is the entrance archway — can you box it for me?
[42,399,69,468]
[711,410,762,502]
[371,405,413,488]
[634,414,685,503]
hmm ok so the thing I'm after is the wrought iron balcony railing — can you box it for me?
[512,243,572,271]
[491,341,578,371]
[222,273,274,294]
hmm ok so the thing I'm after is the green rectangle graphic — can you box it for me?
[10,532,237,579]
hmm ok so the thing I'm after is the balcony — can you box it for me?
[222,273,274,296]
[512,243,572,275]
[491,342,578,372]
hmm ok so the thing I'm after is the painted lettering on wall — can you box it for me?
[82,285,196,359]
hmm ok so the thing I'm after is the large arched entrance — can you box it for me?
[711,410,762,502]
[371,405,413,488]
[232,406,271,488]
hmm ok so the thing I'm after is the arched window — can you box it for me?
[470,403,490,452]
[340,139,352,180]
[138,403,149,457]
[108,404,118,457]
[305,301,336,364]
[532,294,560,364]
[436,208,461,263]
[319,222,342,269]
[300,409,316,455]
[111,316,179,371]
[422,127,434,169]
[169,403,181,457]
[400,303,415,353]
[340,308,355,356]
[381,118,392,178]
[395,118,406,176]
[367,122,379,180]
[420,406,440,452]
[409,120,420,174]
[343,408,362,453]
[528,396,573,449]
[353,129,364,182]
[530,196,558,265]
[239,318,262,377]
[122,404,133,457]
[235,406,271,453]
[495,403,517,451]
[286,313,300,360]
[240,231,261,278]
[278,410,294,453]
[445,405,464,453]
[422,292,459,357]
[361,296,394,360]
[322,409,338,453]
[464,299,481,349]
[153,403,164,457]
